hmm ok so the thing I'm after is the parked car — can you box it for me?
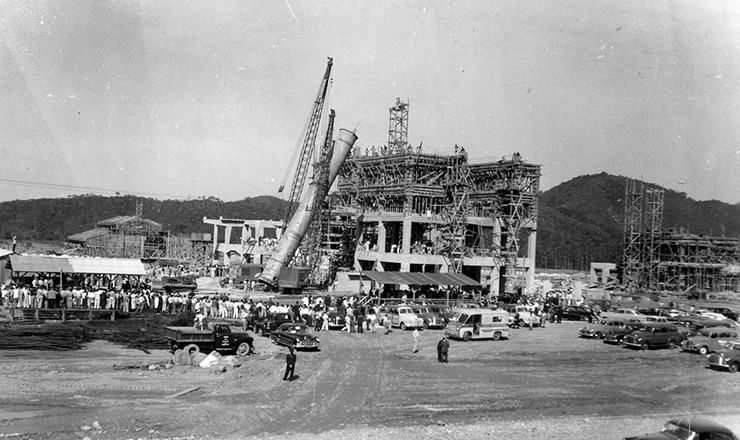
[707,340,740,373]
[676,315,738,331]
[561,305,596,322]
[600,308,646,323]
[682,328,738,355]
[623,323,685,350]
[579,319,632,339]
[624,416,738,440]
[253,312,294,336]
[378,305,424,330]
[270,323,320,350]
[428,304,455,324]
[324,308,346,330]
[706,306,739,322]
[603,322,646,345]
[503,304,538,327]
[644,315,669,323]
[409,304,446,329]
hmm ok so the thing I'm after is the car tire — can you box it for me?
[641,342,649,351]
[183,344,200,355]
[698,346,709,356]
[257,327,264,337]
[594,332,602,339]
[400,323,407,331]
[668,340,679,349]
[492,331,501,341]
[463,332,471,342]
[236,342,251,356]
[729,362,739,374]
[423,321,429,329]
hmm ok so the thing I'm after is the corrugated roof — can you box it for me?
[10,255,147,276]
[359,271,481,287]
[67,228,110,242]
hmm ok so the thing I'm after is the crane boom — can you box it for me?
[282,57,333,229]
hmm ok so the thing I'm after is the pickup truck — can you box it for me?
[163,324,254,355]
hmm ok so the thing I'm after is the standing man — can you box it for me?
[437,337,449,363]
[412,328,420,353]
[283,346,297,381]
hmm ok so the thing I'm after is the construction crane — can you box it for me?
[279,57,334,230]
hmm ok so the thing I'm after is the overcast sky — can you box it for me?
[1,0,738,204]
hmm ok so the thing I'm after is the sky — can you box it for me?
[1,0,739,204]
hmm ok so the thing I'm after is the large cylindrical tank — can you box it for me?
[258,128,358,286]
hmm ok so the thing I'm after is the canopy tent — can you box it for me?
[358,271,481,287]
[10,255,147,276]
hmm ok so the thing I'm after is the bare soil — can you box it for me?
[0,319,738,440]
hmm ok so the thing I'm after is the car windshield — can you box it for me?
[660,422,696,440]
[456,314,470,324]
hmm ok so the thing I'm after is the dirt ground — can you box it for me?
[0,317,739,440]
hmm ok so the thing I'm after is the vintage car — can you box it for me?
[561,305,596,322]
[503,304,538,327]
[623,323,685,350]
[600,308,646,323]
[445,309,509,341]
[579,319,633,339]
[409,304,446,329]
[252,312,294,336]
[270,323,320,350]
[707,340,740,373]
[378,305,424,330]
[624,416,738,440]
[706,306,739,322]
[682,328,738,355]
[644,315,669,323]
[676,314,738,331]
[324,308,346,330]
[428,304,455,324]
[603,322,646,345]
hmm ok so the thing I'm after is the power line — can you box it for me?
[0,178,189,200]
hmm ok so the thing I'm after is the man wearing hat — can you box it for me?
[283,346,297,381]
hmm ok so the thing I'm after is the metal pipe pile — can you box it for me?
[0,323,92,350]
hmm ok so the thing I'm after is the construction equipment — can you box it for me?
[259,129,358,287]
[279,57,334,229]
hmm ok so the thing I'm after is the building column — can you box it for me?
[224,226,233,245]
[402,219,412,254]
[526,227,537,291]
[212,224,219,260]
[377,221,386,253]
[491,218,502,297]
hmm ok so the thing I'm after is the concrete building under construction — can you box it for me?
[622,180,740,294]
[329,99,541,296]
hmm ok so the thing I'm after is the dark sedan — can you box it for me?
[562,305,597,322]
[624,416,737,440]
[270,323,320,350]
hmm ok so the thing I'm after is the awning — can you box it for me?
[359,271,481,287]
[10,255,147,276]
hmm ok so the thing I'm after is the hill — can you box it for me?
[536,172,740,270]
[1,173,738,271]
[0,194,289,242]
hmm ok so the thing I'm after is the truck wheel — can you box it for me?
[257,327,264,336]
[236,342,251,356]
[594,332,603,339]
[400,323,407,331]
[463,332,471,342]
[668,340,679,349]
[492,331,501,341]
[640,342,649,351]
[183,344,200,355]
[698,346,709,355]
[728,362,739,374]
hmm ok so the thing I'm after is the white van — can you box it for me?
[445,309,510,341]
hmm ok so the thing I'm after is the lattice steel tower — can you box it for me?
[623,179,644,290]
[388,98,409,153]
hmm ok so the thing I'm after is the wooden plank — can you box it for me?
[165,387,200,399]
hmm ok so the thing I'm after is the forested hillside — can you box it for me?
[536,172,740,270]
